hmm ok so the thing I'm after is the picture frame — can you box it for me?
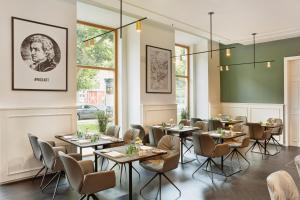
[12,17,68,91]
[146,45,172,94]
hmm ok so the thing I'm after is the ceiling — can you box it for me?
[84,0,300,45]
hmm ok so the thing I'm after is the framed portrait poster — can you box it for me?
[146,45,172,94]
[12,17,68,91]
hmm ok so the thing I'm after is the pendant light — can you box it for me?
[172,11,235,59]
[83,0,147,45]
[218,33,274,71]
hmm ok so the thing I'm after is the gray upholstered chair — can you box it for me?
[267,118,283,151]
[38,140,82,200]
[194,121,208,131]
[295,155,300,178]
[140,135,181,199]
[28,133,55,182]
[192,133,230,179]
[105,125,120,138]
[267,170,300,200]
[208,119,223,131]
[149,127,165,147]
[58,152,116,200]
[245,123,272,156]
[190,118,202,126]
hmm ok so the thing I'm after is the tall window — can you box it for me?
[76,21,118,132]
[175,44,190,121]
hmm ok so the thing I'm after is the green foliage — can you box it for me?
[77,24,114,68]
[180,108,189,120]
[97,111,109,133]
[77,69,99,90]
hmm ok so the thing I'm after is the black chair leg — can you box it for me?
[42,172,59,191]
[40,168,48,189]
[192,158,210,177]
[52,172,62,200]
[140,173,159,195]
[162,173,181,196]
[87,194,99,200]
[132,166,141,180]
[236,149,250,166]
[32,166,45,182]
[80,194,86,200]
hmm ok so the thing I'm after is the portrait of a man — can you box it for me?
[20,34,61,72]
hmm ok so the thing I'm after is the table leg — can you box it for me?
[221,138,224,170]
[180,137,183,164]
[264,139,267,155]
[129,162,132,200]
[94,146,98,172]
[79,147,82,155]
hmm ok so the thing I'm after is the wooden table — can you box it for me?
[55,134,124,171]
[94,145,167,200]
[203,131,246,176]
[220,120,243,128]
[164,126,200,164]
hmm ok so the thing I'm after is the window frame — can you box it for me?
[77,20,118,124]
[175,43,190,115]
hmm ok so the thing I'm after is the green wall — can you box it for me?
[220,37,300,104]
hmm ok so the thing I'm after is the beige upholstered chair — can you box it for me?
[58,152,116,200]
[295,155,300,178]
[140,135,181,199]
[267,118,283,151]
[105,125,120,138]
[110,129,140,183]
[28,133,55,182]
[194,121,208,131]
[149,127,165,147]
[178,119,190,126]
[267,170,300,200]
[192,133,230,179]
[131,124,146,141]
[235,116,247,123]
[38,140,82,200]
[190,118,202,126]
[245,123,272,156]
[208,119,223,131]
[224,137,250,168]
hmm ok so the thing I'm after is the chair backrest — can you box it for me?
[130,124,146,140]
[247,123,264,140]
[58,152,84,193]
[193,133,215,157]
[149,127,165,147]
[267,170,300,200]
[38,139,56,169]
[28,133,42,161]
[123,129,139,144]
[235,116,247,123]
[208,120,223,131]
[295,155,300,178]
[267,118,283,135]
[106,125,120,138]
[193,121,208,131]
[190,118,202,126]
[178,119,190,126]
[158,135,180,171]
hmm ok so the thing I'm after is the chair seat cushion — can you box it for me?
[227,142,241,148]
[140,159,164,173]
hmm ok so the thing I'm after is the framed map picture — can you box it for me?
[12,17,68,91]
[146,45,172,93]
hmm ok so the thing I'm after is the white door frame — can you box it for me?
[284,56,300,146]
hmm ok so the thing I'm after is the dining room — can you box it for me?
[1,0,300,200]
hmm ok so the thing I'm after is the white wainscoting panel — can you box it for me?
[141,104,177,125]
[0,107,76,184]
[221,103,285,144]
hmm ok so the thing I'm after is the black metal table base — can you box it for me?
[203,164,242,177]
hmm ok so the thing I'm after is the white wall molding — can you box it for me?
[0,105,76,111]
[141,104,177,125]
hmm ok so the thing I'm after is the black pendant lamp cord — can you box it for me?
[253,33,256,69]
[209,12,214,58]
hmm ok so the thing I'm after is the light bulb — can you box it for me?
[220,66,223,71]
[136,21,142,32]
[226,48,231,57]
[226,65,229,71]
[267,61,271,68]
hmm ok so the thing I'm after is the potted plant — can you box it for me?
[97,111,109,133]
[180,108,189,120]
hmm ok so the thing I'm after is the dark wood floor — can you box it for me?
[1,143,300,200]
